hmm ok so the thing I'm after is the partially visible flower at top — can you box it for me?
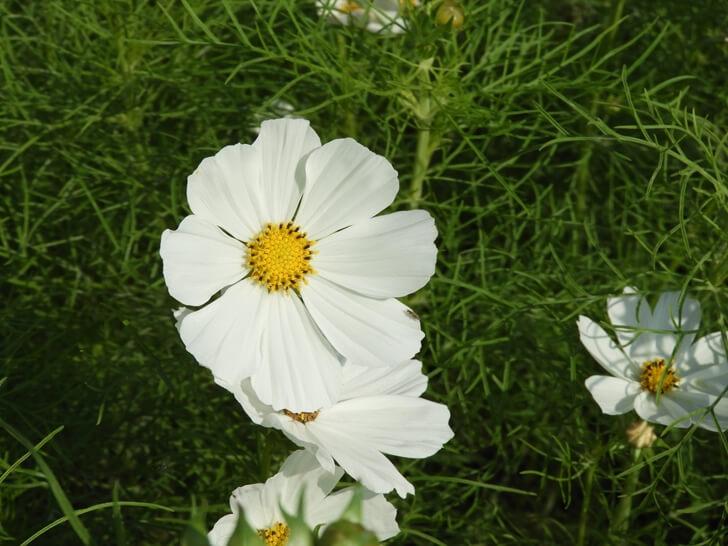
[233,360,454,498]
[317,0,420,34]
[161,118,438,412]
[579,287,728,431]
[207,450,398,546]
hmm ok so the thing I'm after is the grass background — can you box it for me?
[2,0,728,544]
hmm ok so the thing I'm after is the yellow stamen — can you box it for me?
[283,409,320,423]
[257,522,289,546]
[246,222,315,292]
[639,358,679,394]
[339,1,361,14]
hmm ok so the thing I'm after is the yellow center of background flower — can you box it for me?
[247,222,315,292]
[338,1,361,14]
[257,522,289,546]
[283,409,320,423]
[639,358,679,394]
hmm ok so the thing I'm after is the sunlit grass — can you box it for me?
[1,0,727,544]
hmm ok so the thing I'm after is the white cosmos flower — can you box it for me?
[207,450,399,546]
[233,359,454,498]
[580,287,728,432]
[160,118,437,412]
[317,0,419,34]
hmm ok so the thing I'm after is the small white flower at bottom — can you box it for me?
[233,360,454,498]
[207,450,398,546]
[580,287,728,431]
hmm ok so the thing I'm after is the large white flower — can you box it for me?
[160,118,437,412]
[207,450,398,546]
[317,0,419,34]
[233,359,454,498]
[580,288,728,431]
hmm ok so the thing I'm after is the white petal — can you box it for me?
[268,450,343,520]
[306,421,414,497]
[666,390,728,432]
[310,488,399,540]
[626,331,678,365]
[629,292,701,363]
[264,413,337,474]
[340,360,427,400]
[160,215,246,306]
[650,291,701,333]
[679,332,728,394]
[318,395,453,457]
[187,143,264,242]
[229,483,272,529]
[207,513,237,546]
[577,316,637,380]
[684,332,727,366]
[295,138,398,240]
[360,489,399,540]
[305,395,453,497]
[177,280,267,388]
[655,292,701,357]
[252,118,321,222]
[233,378,272,424]
[607,287,650,347]
[681,365,728,397]
[584,376,640,415]
[313,210,437,298]
[633,392,688,428]
[301,276,423,367]
[172,306,191,324]
[250,292,342,412]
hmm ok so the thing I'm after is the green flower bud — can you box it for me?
[317,521,379,546]
[435,1,464,29]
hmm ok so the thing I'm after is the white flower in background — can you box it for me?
[252,100,295,135]
[207,450,399,546]
[233,360,454,498]
[160,118,437,412]
[580,288,728,431]
[317,0,419,34]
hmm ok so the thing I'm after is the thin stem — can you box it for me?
[611,447,642,538]
[409,116,432,208]
[577,460,597,546]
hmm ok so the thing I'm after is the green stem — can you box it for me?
[609,0,627,47]
[577,461,596,546]
[408,119,432,208]
[611,447,642,537]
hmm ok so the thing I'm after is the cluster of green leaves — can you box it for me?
[1,0,727,544]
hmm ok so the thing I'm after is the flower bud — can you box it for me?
[317,521,379,546]
[626,420,657,449]
[436,0,464,29]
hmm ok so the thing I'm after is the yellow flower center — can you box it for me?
[283,409,320,423]
[639,358,679,394]
[257,522,289,546]
[339,1,361,14]
[246,222,315,292]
